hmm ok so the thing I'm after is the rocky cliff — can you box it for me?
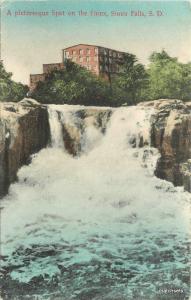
[0,99,50,197]
[139,99,191,192]
[0,98,190,197]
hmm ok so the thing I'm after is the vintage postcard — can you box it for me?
[0,0,191,299]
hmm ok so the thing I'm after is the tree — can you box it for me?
[111,54,148,105]
[0,62,28,102]
[147,50,191,101]
[31,60,112,106]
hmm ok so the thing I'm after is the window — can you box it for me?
[87,48,90,55]
[113,52,117,58]
[86,56,90,62]
[65,51,69,58]
[79,49,83,55]
[94,48,98,54]
[79,57,83,62]
[72,57,77,62]
[99,48,104,54]
[72,50,76,55]
[86,65,91,70]
[94,56,98,62]
[104,49,107,55]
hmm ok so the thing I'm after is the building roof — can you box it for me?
[63,43,99,50]
[43,62,63,66]
[62,44,126,54]
[30,73,44,76]
[30,73,45,77]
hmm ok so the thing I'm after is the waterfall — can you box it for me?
[47,104,153,153]
[48,104,111,154]
[48,105,65,148]
[0,105,190,300]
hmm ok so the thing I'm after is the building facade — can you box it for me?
[63,44,126,80]
[30,63,64,91]
[43,63,64,74]
[29,44,126,90]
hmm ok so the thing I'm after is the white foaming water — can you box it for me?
[1,105,190,299]
[48,104,108,153]
[48,106,64,148]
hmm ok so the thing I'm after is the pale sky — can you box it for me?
[1,0,191,85]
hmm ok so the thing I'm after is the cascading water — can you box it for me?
[48,107,64,148]
[0,105,190,300]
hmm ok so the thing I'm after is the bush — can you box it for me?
[31,60,112,106]
[146,50,191,101]
[0,62,28,102]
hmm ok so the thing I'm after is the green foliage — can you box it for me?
[31,50,191,107]
[146,50,191,101]
[0,62,28,102]
[31,60,112,106]
[111,54,148,105]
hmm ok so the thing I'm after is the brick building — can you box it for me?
[63,44,126,79]
[30,63,64,91]
[43,63,64,74]
[29,44,126,90]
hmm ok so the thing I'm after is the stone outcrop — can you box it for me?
[59,108,112,156]
[139,99,191,192]
[0,99,50,197]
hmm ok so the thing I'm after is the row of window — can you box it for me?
[81,64,114,72]
[100,56,120,63]
[99,49,123,58]
[65,48,98,57]
[71,56,98,63]
[64,48,123,58]
[69,56,121,64]
[84,64,109,72]
[82,64,120,73]
[84,65,98,71]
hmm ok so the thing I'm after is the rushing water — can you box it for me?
[0,105,190,300]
